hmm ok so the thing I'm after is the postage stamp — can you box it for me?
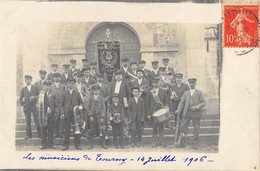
[224,5,259,48]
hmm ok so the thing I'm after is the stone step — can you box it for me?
[15,126,219,138]
[16,134,219,147]
[15,119,220,130]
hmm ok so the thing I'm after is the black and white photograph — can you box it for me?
[16,21,221,152]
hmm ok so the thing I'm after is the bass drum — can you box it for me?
[152,107,171,123]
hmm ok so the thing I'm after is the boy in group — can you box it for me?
[69,59,80,76]
[87,85,107,149]
[19,75,41,139]
[60,64,73,86]
[128,86,145,147]
[109,93,125,149]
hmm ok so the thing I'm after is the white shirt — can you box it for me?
[94,95,99,101]
[26,85,31,92]
[68,89,73,94]
[138,78,143,85]
[97,82,102,88]
[114,102,118,107]
[123,67,128,73]
[190,89,195,96]
[55,82,60,88]
[65,73,68,79]
[76,82,82,92]
[153,69,158,75]
[85,77,89,82]
[177,82,182,88]
[134,97,138,103]
[133,70,137,75]
[153,88,159,96]
[114,80,122,94]
[41,79,45,84]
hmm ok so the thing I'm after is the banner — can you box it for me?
[97,41,120,82]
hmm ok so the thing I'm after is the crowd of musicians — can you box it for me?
[19,57,206,150]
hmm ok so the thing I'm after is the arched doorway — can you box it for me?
[85,22,141,64]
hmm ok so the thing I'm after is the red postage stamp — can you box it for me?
[224,5,259,47]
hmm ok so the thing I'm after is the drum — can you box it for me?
[152,107,171,122]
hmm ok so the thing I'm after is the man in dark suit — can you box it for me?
[39,80,56,150]
[175,78,206,149]
[128,86,145,147]
[121,58,131,80]
[146,78,169,147]
[69,59,80,76]
[162,57,174,75]
[149,61,160,87]
[51,73,65,138]
[87,85,106,149]
[34,70,47,92]
[60,64,73,86]
[138,60,151,85]
[47,64,58,82]
[19,75,41,139]
[81,58,88,71]
[90,61,98,78]
[169,73,189,130]
[60,78,84,151]
[81,67,96,88]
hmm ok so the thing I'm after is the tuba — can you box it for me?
[112,113,122,124]
[38,91,52,127]
[72,105,85,134]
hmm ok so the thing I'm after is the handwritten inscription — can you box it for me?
[22,153,213,166]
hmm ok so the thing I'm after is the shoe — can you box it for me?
[24,136,32,140]
[193,144,199,149]
[136,142,141,147]
[48,145,56,149]
[88,145,93,149]
[160,143,167,147]
[152,143,158,148]
[40,146,47,150]
[121,145,125,149]
[115,145,119,149]
[75,146,82,150]
[131,144,136,148]
[102,145,108,149]
[62,146,69,151]
[53,134,59,138]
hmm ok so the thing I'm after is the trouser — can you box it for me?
[41,114,54,148]
[53,111,65,138]
[112,122,124,147]
[179,114,200,146]
[152,121,165,145]
[63,110,80,148]
[131,118,142,144]
[24,107,41,138]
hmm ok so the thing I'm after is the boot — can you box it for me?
[88,136,94,149]
[102,139,108,149]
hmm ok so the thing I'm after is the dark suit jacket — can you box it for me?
[149,69,160,86]
[19,85,39,112]
[60,73,73,85]
[170,82,190,99]
[128,97,145,122]
[47,72,55,82]
[110,80,131,106]
[146,88,169,117]
[165,66,174,75]
[109,102,125,123]
[40,90,57,116]
[60,89,83,117]
[81,76,96,87]
[87,95,105,118]
[34,80,45,92]
[130,78,149,89]
[177,89,206,118]
[69,68,80,76]
[51,83,65,114]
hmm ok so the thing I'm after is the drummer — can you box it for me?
[146,77,169,147]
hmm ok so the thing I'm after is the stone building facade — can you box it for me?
[17,22,220,114]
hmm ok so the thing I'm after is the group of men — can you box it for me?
[19,57,206,150]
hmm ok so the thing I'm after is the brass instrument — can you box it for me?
[72,105,84,134]
[38,91,52,127]
[111,112,122,124]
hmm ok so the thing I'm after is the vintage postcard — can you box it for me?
[0,1,259,170]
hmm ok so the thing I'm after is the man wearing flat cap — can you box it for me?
[146,77,169,147]
[120,58,131,80]
[51,72,66,138]
[81,67,97,88]
[39,80,56,150]
[69,59,80,76]
[175,78,206,149]
[61,64,73,86]
[162,57,174,75]
[34,70,47,92]
[81,58,88,70]
[169,73,189,140]
[60,78,84,151]
[138,60,151,85]
[90,61,98,78]
[19,75,41,139]
[149,61,160,87]
[87,84,107,149]
[47,64,58,82]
